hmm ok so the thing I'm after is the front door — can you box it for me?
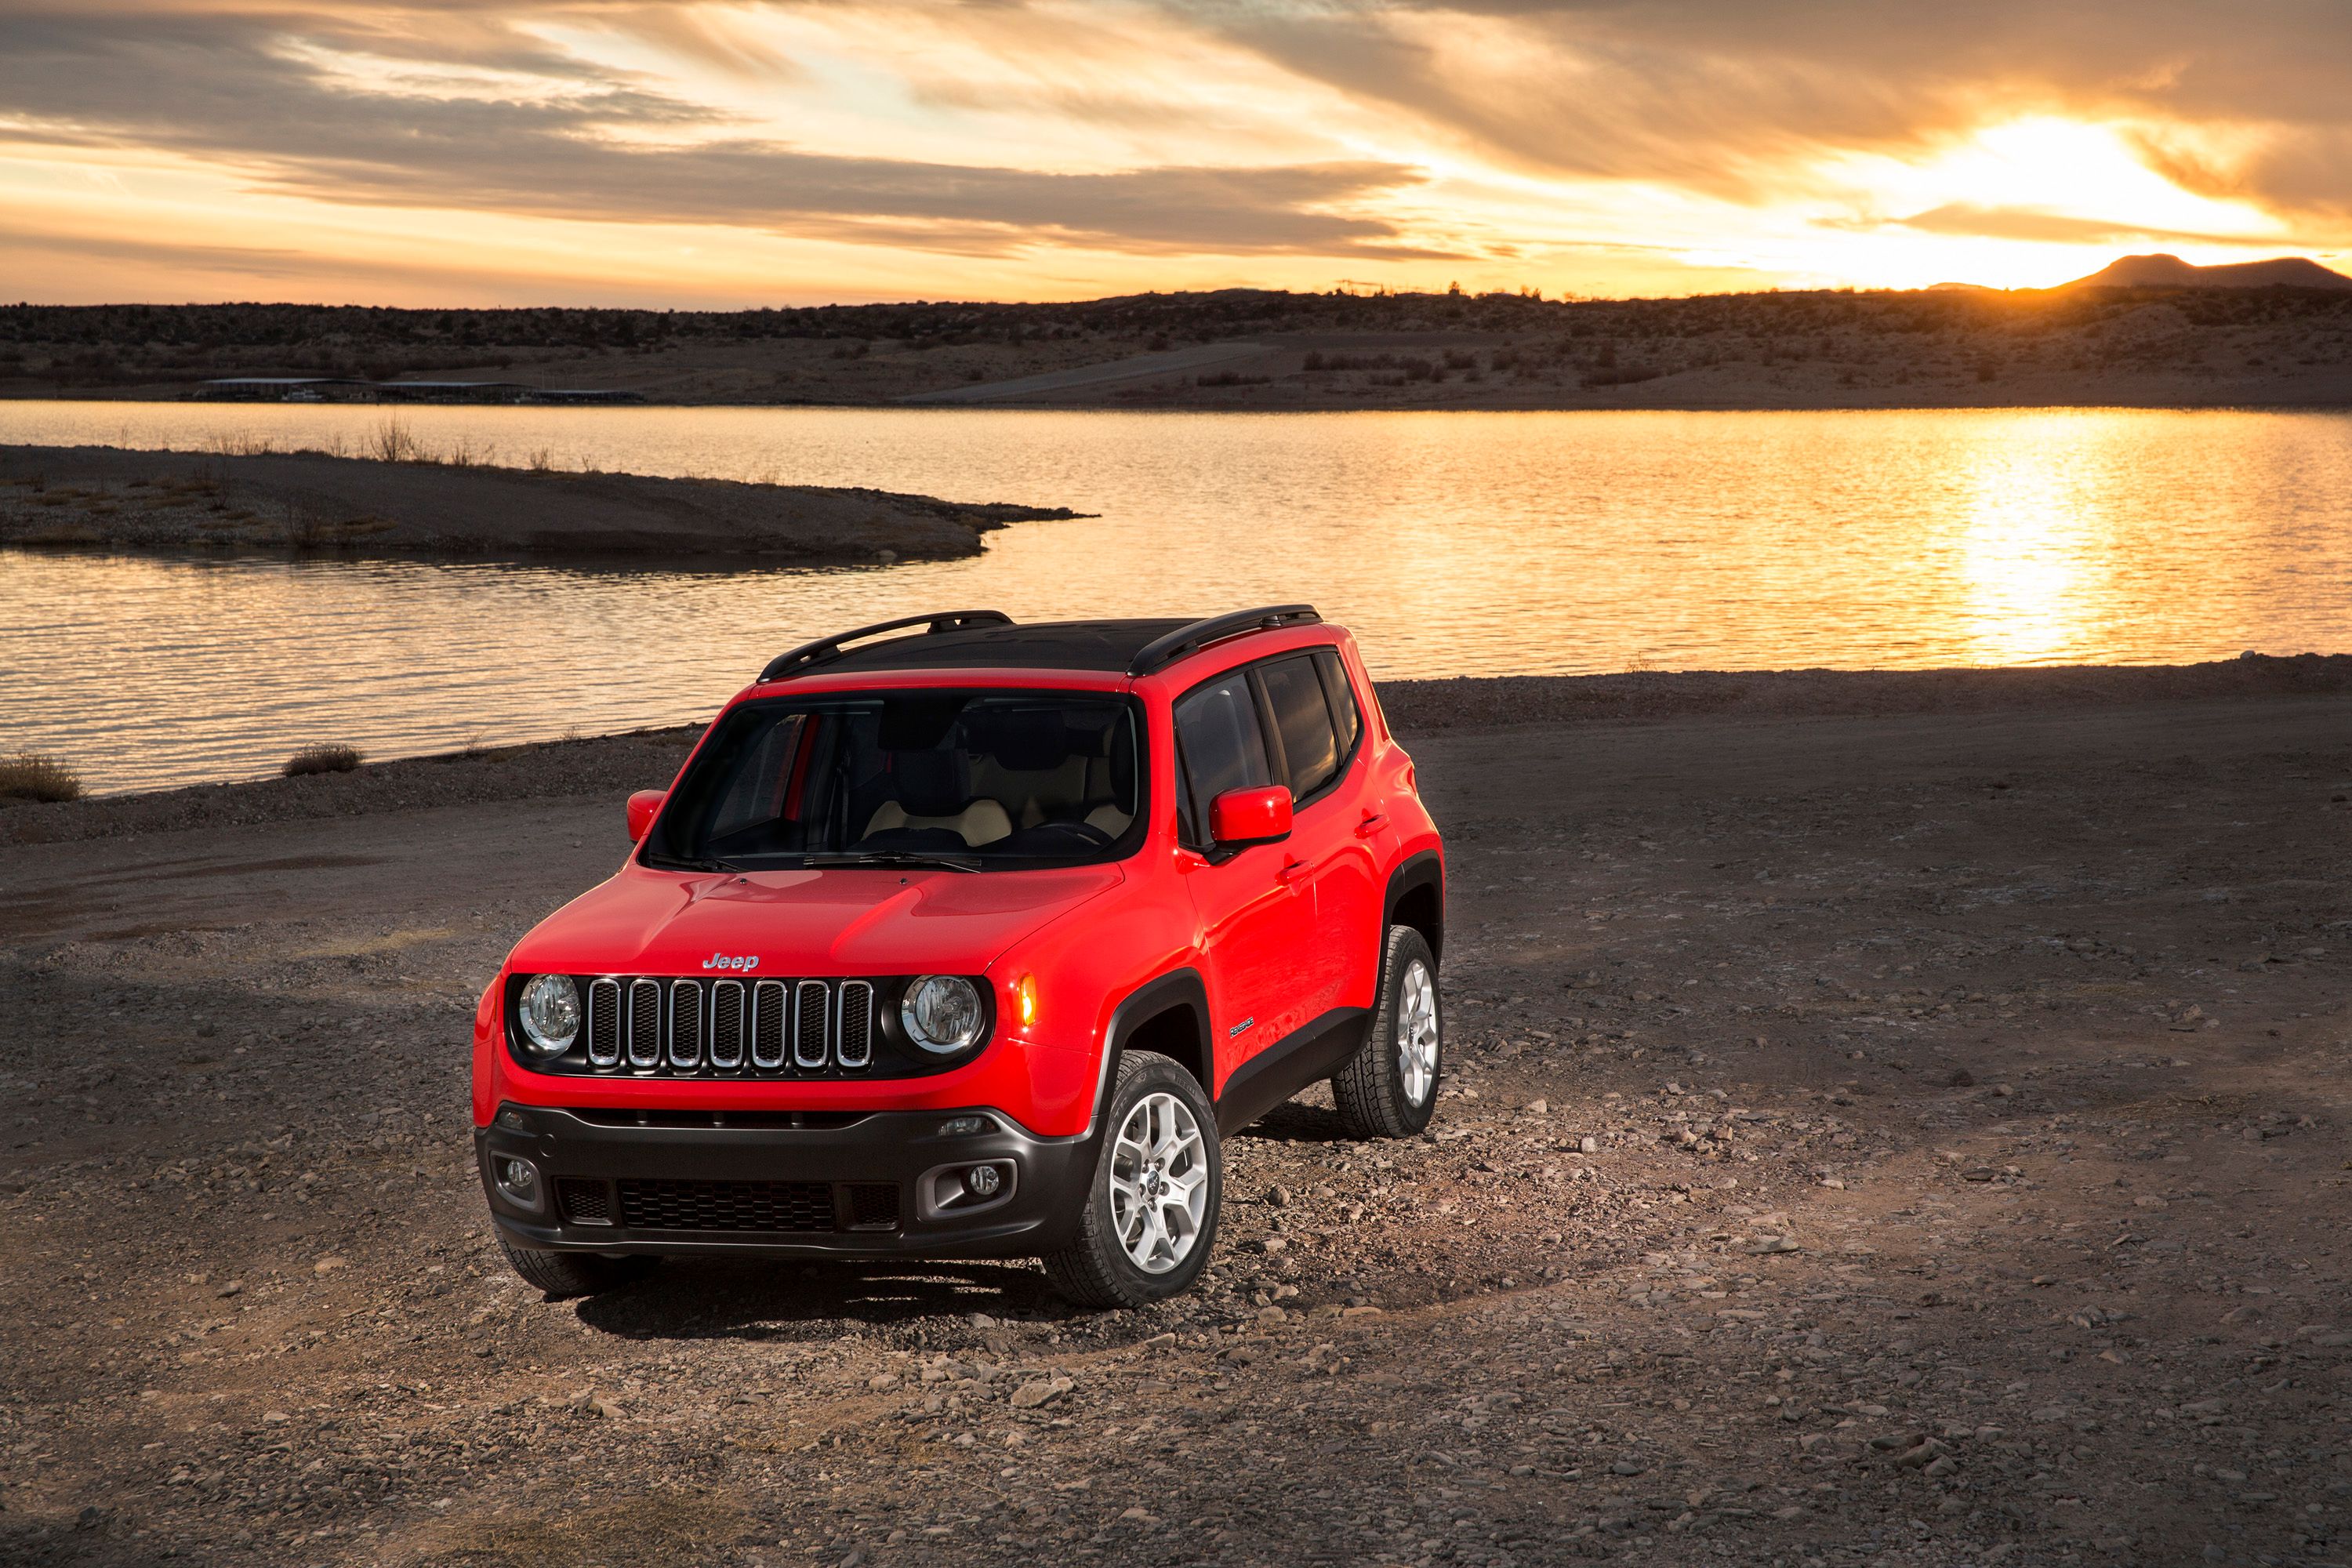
[1173,669,1314,1093]
[1254,652,1383,1018]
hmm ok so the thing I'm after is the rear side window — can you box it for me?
[1174,672,1273,840]
[1314,650,1362,757]
[1260,655,1340,800]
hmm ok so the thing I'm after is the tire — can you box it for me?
[1042,1052,1224,1308]
[1332,925,1443,1138]
[499,1240,652,1299]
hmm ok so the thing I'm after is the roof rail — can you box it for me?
[1127,604,1321,677]
[758,610,1014,683]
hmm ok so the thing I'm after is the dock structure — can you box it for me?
[194,376,373,402]
[195,378,643,405]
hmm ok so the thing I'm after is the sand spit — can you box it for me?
[0,444,1081,564]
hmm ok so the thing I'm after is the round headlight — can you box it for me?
[901,975,984,1056]
[518,974,580,1056]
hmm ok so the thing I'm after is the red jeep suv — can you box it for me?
[471,606,1445,1307]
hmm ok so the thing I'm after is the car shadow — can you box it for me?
[572,1254,1071,1341]
[1233,1099,1356,1143]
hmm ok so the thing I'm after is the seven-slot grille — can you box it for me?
[576,977,875,1076]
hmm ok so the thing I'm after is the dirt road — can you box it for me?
[3,685,2349,1566]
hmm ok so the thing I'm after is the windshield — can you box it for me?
[644,690,1146,871]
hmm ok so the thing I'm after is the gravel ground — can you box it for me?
[2,677,2350,1567]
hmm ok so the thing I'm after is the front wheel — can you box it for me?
[1042,1052,1223,1308]
[1332,925,1443,1138]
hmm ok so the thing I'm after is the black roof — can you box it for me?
[761,607,1326,683]
[815,618,1195,675]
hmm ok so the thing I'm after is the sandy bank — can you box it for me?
[8,654,2346,847]
[1375,652,2352,731]
[0,444,1080,564]
[4,657,2350,1564]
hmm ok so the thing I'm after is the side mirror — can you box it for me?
[626,789,666,842]
[1210,784,1292,850]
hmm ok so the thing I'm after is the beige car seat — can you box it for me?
[865,797,1012,847]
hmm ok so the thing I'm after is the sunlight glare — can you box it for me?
[1951,416,2110,665]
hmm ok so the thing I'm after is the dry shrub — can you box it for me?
[443,434,494,469]
[280,502,323,548]
[368,416,424,463]
[283,743,363,777]
[0,752,84,803]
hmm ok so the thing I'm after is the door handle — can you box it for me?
[1354,813,1388,837]
[1276,858,1311,886]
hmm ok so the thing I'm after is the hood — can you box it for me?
[506,862,1123,978]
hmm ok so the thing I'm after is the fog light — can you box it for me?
[919,1160,1014,1219]
[937,1115,989,1137]
[495,1156,542,1209]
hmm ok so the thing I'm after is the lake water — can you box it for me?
[4,401,2350,795]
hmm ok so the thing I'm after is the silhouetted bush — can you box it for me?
[283,743,363,777]
[0,752,83,803]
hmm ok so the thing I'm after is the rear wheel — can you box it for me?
[1042,1052,1223,1308]
[1332,925,1442,1138]
[499,1240,652,1299]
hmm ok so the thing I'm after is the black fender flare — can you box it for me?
[1381,848,1446,965]
[1084,967,1214,1137]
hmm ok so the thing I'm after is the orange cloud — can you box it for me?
[0,0,2345,303]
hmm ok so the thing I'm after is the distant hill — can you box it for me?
[2060,252,2352,292]
[6,275,2350,409]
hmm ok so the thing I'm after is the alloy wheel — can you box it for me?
[1108,1090,1209,1273]
[1396,959,1439,1105]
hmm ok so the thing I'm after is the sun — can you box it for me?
[1767,116,2289,292]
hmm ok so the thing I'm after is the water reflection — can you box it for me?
[1953,416,2107,666]
[2,404,2347,793]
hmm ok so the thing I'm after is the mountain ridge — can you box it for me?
[2060,252,2352,292]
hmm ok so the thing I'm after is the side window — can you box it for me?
[1313,650,1362,758]
[1173,672,1272,844]
[1259,655,1340,800]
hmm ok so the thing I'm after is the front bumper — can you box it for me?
[476,1102,1095,1259]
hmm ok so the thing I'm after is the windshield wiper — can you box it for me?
[647,854,750,874]
[799,850,983,873]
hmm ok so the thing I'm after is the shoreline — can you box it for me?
[8,654,2345,842]
[0,443,1082,566]
[13,386,2352,416]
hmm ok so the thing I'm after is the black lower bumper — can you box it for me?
[476,1103,1096,1260]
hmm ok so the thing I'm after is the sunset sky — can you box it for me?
[4,1,2350,308]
